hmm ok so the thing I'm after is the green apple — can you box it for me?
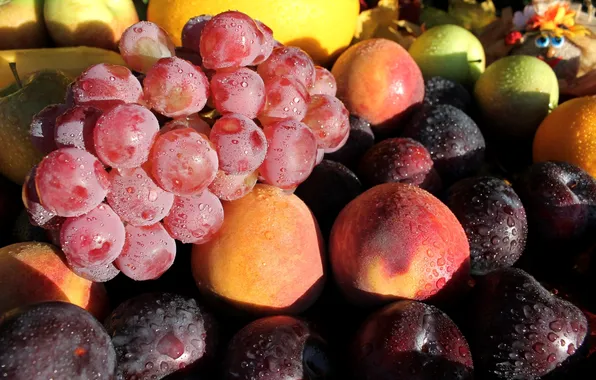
[0,68,71,184]
[408,24,485,87]
[474,55,559,141]
[44,0,139,50]
[0,0,48,49]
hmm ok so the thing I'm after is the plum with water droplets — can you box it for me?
[0,301,116,379]
[423,77,472,112]
[401,104,485,185]
[104,292,218,380]
[444,176,527,275]
[222,315,333,380]
[468,267,588,380]
[325,115,375,171]
[352,300,473,380]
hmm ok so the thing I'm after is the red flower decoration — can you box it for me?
[505,31,523,45]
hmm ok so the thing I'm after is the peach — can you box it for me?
[0,242,109,319]
[329,183,470,306]
[331,38,424,133]
[191,184,325,315]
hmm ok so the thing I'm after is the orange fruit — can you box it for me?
[147,0,360,65]
[533,96,596,177]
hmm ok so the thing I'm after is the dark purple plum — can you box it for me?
[324,115,375,171]
[104,292,217,380]
[469,267,588,380]
[514,161,596,242]
[357,137,442,193]
[0,301,116,379]
[295,159,362,237]
[222,315,333,380]
[444,176,527,275]
[423,76,472,112]
[401,104,485,184]
[352,300,473,380]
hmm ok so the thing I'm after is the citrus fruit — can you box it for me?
[474,55,559,141]
[147,0,360,65]
[533,96,596,177]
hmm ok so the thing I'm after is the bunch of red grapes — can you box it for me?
[22,11,349,284]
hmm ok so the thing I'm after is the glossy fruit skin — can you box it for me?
[0,301,116,380]
[514,161,596,242]
[444,176,527,275]
[423,76,472,112]
[324,115,375,171]
[222,315,333,380]
[469,267,588,380]
[401,104,485,185]
[104,292,218,380]
[357,137,442,193]
[352,300,473,380]
[295,159,362,238]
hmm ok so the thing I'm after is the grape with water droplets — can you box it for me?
[35,147,110,217]
[30,104,67,155]
[253,19,275,65]
[114,223,176,281]
[119,21,176,73]
[310,66,337,97]
[54,105,102,154]
[258,77,310,125]
[22,165,64,230]
[149,128,218,196]
[106,167,174,226]
[70,261,120,283]
[94,103,160,168]
[71,63,143,106]
[259,119,318,190]
[143,57,210,118]
[104,293,218,380]
[302,94,350,151]
[210,67,266,119]
[181,15,212,54]
[160,113,211,137]
[60,203,125,267]
[208,170,258,201]
[163,191,224,244]
[210,113,267,175]
[257,46,316,89]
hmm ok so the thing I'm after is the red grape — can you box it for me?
[119,21,176,73]
[22,165,64,230]
[315,148,325,165]
[149,128,218,196]
[253,20,275,65]
[69,261,120,282]
[257,47,316,89]
[143,57,210,118]
[301,94,350,151]
[163,191,224,244]
[114,223,176,281]
[71,63,143,105]
[54,105,102,155]
[159,113,211,137]
[30,104,67,155]
[310,66,337,96]
[210,114,267,174]
[181,15,212,53]
[208,170,258,201]
[210,67,265,118]
[199,11,267,69]
[35,147,110,217]
[60,203,126,268]
[94,103,160,168]
[259,120,318,190]
[258,77,310,125]
[106,167,174,226]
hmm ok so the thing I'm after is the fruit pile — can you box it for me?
[21,11,349,284]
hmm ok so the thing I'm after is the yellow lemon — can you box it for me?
[147,0,360,65]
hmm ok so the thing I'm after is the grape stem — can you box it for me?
[9,62,23,89]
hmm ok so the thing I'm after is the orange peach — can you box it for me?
[0,242,109,319]
[191,184,325,315]
[329,183,470,306]
[331,38,424,133]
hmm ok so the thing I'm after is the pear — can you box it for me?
[0,68,71,184]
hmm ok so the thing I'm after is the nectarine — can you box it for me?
[329,183,470,306]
